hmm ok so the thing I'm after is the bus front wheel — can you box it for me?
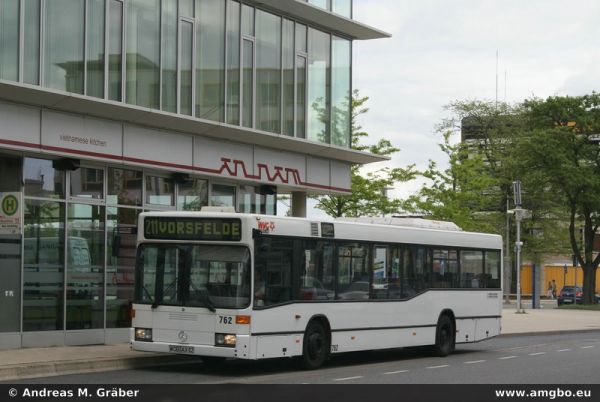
[433,314,455,357]
[300,320,330,370]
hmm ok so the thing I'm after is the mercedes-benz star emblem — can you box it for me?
[178,330,188,343]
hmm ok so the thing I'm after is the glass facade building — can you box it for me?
[0,0,352,147]
[0,0,388,348]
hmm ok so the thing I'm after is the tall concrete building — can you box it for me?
[0,0,388,349]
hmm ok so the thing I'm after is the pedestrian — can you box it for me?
[551,279,557,299]
[547,281,553,299]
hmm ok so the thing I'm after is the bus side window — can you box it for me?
[403,246,430,295]
[432,249,458,288]
[261,238,293,306]
[388,247,402,299]
[371,246,389,299]
[460,250,483,288]
[298,240,335,301]
[484,251,501,288]
[336,243,369,300]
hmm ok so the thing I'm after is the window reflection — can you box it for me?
[161,0,177,112]
[70,167,104,199]
[24,158,65,199]
[210,184,235,207]
[226,0,240,125]
[106,207,139,328]
[23,0,41,85]
[332,0,352,18]
[239,185,258,213]
[238,185,277,215]
[126,0,160,109]
[196,0,225,122]
[256,10,281,133]
[242,39,254,128]
[180,20,194,116]
[282,19,295,136]
[178,178,208,211]
[145,175,174,206]
[23,200,65,331]
[66,204,105,330]
[107,168,142,206]
[86,0,105,99]
[108,0,123,101]
[331,36,351,147]
[307,28,330,144]
[44,0,85,93]
[0,0,20,81]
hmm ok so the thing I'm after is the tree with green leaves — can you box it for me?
[407,100,571,296]
[314,90,417,217]
[516,93,600,304]
[404,131,499,233]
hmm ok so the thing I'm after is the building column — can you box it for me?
[291,191,307,218]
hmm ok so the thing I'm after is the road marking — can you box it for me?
[496,343,548,352]
[333,376,363,382]
[556,349,572,352]
[383,370,409,375]
[580,346,595,349]
[426,364,449,369]
[528,352,546,356]
[464,360,486,364]
[498,356,517,360]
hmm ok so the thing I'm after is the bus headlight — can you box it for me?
[135,328,153,342]
[215,333,236,347]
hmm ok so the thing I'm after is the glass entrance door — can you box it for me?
[0,235,21,333]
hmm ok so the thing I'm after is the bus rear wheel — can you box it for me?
[433,315,455,357]
[300,320,330,370]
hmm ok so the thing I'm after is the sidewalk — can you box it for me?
[0,344,200,382]
[1,307,599,381]
[501,306,600,335]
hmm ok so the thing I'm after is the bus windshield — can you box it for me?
[135,244,251,309]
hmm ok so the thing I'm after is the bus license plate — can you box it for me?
[169,345,195,354]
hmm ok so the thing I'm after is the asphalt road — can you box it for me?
[7,332,600,384]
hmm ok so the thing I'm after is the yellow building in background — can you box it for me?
[520,265,600,296]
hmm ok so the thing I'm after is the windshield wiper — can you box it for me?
[200,291,216,312]
[142,286,158,309]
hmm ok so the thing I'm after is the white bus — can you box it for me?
[131,211,502,369]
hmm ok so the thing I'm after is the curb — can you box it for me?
[0,355,202,382]
[499,328,600,338]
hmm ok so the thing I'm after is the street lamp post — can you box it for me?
[512,180,525,313]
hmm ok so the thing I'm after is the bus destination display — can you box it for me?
[144,217,241,241]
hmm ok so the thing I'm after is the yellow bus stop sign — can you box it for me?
[1,195,18,216]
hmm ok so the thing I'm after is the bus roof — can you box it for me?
[139,211,502,250]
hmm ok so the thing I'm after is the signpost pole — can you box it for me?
[512,181,524,313]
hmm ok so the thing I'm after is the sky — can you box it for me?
[291,0,600,219]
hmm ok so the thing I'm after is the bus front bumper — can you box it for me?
[131,337,248,358]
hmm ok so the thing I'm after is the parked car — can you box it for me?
[557,286,583,305]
